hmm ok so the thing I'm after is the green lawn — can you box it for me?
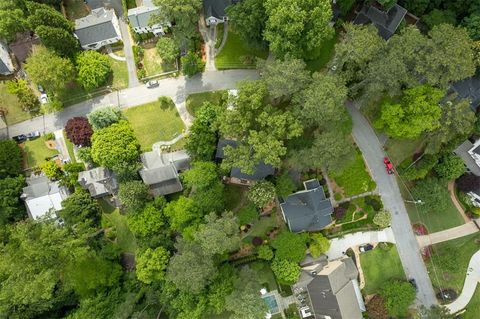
[385,137,426,166]
[22,138,59,168]
[103,210,137,253]
[64,0,89,20]
[426,233,480,295]
[360,244,406,295]
[215,23,224,48]
[186,90,226,116]
[98,198,116,214]
[246,213,278,238]
[225,184,249,212]
[123,98,185,151]
[110,54,129,90]
[215,30,269,69]
[0,82,32,124]
[464,288,480,319]
[249,261,278,291]
[305,32,339,72]
[63,131,76,163]
[330,151,376,198]
[142,47,176,77]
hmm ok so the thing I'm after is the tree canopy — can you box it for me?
[76,51,112,90]
[65,117,93,147]
[381,280,416,317]
[87,107,123,129]
[225,0,267,48]
[0,140,23,178]
[271,231,308,263]
[136,247,169,284]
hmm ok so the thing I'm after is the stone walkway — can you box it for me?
[106,45,126,61]
[152,133,185,151]
[337,190,378,205]
[416,222,479,248]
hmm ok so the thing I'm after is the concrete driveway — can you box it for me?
[347,102,437,307]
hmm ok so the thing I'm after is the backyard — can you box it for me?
[225,184,249,212]
[123,98,185,151]
[360,244,406,295]
[22,138,59,168]
[215,30,269,69]
[186,90,226,116]
[103,209,137,254]
[0,82,32,124]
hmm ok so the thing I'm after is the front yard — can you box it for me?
[141,46,177,77]
[123,98,185,151]
[186,90,226,116]
[0,82,32,124]
[22,137,59,168]
[215,30,269,69]
[360,244,406,295]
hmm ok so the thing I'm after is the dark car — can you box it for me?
[12,134,27,143]
[409,278,418,291]
[359,244,374,253]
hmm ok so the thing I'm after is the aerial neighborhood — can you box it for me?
[1,0,480,318]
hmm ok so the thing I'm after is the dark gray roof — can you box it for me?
[78,167,117,198]
[353,3,407,40]
[216,139,275,181]
[128,6,160,28]
[455,140,480,177]
[75,8,119,46]
[280,179,333,232]
[451,73,480,111]
[150,178,183,196]
[140,165,177,185]
[203,0,236,19]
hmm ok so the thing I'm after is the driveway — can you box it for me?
[199,16,217,71]
[347,102,437,307]
[8,70,259,136]
[118,19,140,88]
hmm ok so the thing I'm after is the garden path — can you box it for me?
[106,45,126,61]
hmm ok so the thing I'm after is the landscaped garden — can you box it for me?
[22,137,59,168]
[360,244,406,295]
[215,30,269,69]
[0,82,32,124]
[186,90,226,116]
[123,98,185,151]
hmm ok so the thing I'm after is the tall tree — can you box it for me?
[0,0,26,42]
[412,177,450,214]
[6,79,40,113]
[193,211,240,256]
[26,2,73,32]
[271,231,308,263]
[381,280,416,317]
[0,176,26,225]
[225,0,267,48]
[163,196,201,232]
[434,154,466,180]
[155,37,179,64]
[65,116,93,146]
[309,233,330,257]
[60,190,101,226]
[271,258,301,284]
[87,107,123,130]
[264,0,334,59]
[35,25,78,57]
[247,180,276,208]
[76,51,112,90]
[118,181,150,213]
[0,140,23,178]
[185,102,220,161]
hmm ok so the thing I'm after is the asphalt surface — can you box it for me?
[8,70,259,137]
[347,102,437,307]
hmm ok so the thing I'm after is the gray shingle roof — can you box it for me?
[78,167,117,197]
[0,41,13,75]
[353,3,407,40]
[451,73,480,111]
[74,8,119,46]
[203,0,234,19]
[455,140,480,177]
[280,179,333,232]
[128,6,160,28]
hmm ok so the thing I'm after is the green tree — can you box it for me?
[87,107,123,129]
[375,85,443,139]
[0,140,23,178]
[127,203,166,237]
[136,247,170,284]
[225,0,267,47]
[60,162,85,189]
[90,121,141,174]
[412,177,450,214]
[0,0,26,42]
[0,176,26,225]
[35,25,79,57]
[463,14,480,40]
[155,37,178,64]
[257,245,274,260]
[434,154,466,180]
[309,233,330,257]
[272,231,308,263]
[60,190,101,226]
[264,0,334,59]
[247,180,276,208]
[194,211,240,255]
[259,56,311,101]
[6,79,40,113]
[185,101,220,161]
[41,160,62,180]
[275,172,296,197]
[166,240,217,294]
[423,9,457,29]
[373,210,392,228]
[118,180,150,213]
[26,1,73,32]
[164,196,201,232]
[381,280,416,317]
[24,45,75,95]
[271,258,301,284]
[181,51,204,77]
[76,51,112,90]
[182,161,219,190]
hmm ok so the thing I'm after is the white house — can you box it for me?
[203,0,239,26]
[0,40,14,75]
[128,3,167,36]
[21,175,69,221]
[74,8,122,50]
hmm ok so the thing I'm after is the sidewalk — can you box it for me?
[416,222,479,248]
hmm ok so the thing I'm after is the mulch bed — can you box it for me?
[421,246,432,261]
[413,223,428,236]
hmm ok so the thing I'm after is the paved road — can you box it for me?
[347,102,437,306]
[8,70,259,137]
[446,249,480,313]
[417,222,479,248]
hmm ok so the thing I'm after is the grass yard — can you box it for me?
[330,151,376,198]
[63,131,76,163]
[225,184,249,212]
[247,213,278,238]
[186,90,226,116]
[22,138,59,168]
[250,261,278,291]
[123,98,185,151]
[63,0,89,20]
[0,82,32,124]
[385,137,426,166]
[110,54,129,89]
[103,210,137,253]
[305,32,339,72]
[215,23,224,48]
[215,30,269,69]
[98,198,116,214]
[360,244,406,295]
[142,47,176,77]
[426,233,480,295]
[464,288,480,319]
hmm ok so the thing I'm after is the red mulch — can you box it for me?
[413,223,428,236]
[421,246,432,262]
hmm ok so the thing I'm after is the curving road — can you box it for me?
[347,102,437,306]
[7,70,259,137]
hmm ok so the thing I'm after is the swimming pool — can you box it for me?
[263,295,279,313]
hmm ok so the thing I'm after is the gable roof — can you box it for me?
[21,175,68,220]
[203,0,235,19]
[78,167,117,197]
[75,8,120,46]
[128,5,161,28]
[353,3,407,40]
[215,139,275,181]
[280,179,333,232]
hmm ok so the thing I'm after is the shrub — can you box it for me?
[434,154,466,180]
[373,210,391,228]
[257,245,274,260]
[43,132,55,141]
[65,117,93,146]
[87,107,123,130]
[155,37,179,64]
[271,258,301,285]
[334,206,347,220]
[75,51,112,90]
[275,172,297,197]
[365,195,383,211]
[237,204,258,225]
[381,281,416,317]
[181,51,204,77]
[248,180,276,208]
[41,160,62,180]
[252,237,263,246]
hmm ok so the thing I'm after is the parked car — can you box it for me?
[359,244,374,253]
[12,134,27,143]
[383,157,394,174]
[26,131,41,140]
[37,84,45,93]
[39,93,48,104]
[146,80,159,88]
[409,278,418,291]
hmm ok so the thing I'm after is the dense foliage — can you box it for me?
[76,51,112,90]
[65,117,93,147]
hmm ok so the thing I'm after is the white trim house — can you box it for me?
[74,8,122,50]
[128,5,167,36]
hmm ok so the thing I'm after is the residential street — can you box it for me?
[347,102,438,306]
[7,70,259,137]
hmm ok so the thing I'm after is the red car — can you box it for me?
[384,157,394,174]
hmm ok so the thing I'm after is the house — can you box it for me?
[0,41,14,75]
[454,140,480,206]
[353,1,407,40]
[128,1,167,36]
[280,179,334,233]
[203,0,239,26]
[292,255,365,319]
[139,149,190,196]
[449,73,480,112]
[74,8,122,50]
[20,175,69,221]
[78,167,118,198]
[215,139,275,184]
